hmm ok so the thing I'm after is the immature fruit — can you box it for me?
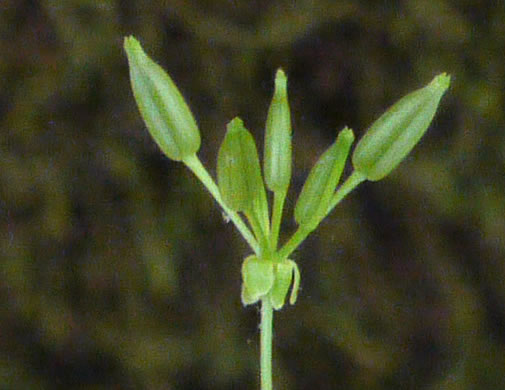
[124,36,200,161]
[217,118,268,217]
[264,69,292,193]
[295,127,354,231]
[352,73,450,181]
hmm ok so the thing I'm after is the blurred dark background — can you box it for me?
[1,0,504,389]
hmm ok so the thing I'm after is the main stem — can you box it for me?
[260,298,273,390]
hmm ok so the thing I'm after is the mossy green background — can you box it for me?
[1,1,504,389]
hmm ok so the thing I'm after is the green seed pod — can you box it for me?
[124,36,200,161]
[352,73,450,181]
[217,118,268,216]
[264,69,292,193]
[294,127,354,231]
[241,255,274,306]
[269,259,301,310]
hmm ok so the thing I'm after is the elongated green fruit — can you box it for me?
[124,36,200,161]
[352,73,450,181]
[294,127,354,230]
[264,69,292,193]
[217,118,267,214]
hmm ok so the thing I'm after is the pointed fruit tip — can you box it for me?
[274,69,287,93]
[123,35,141,54]
[339,126,355,142]
[227,117,244,131]
[432,73,451,91]
[275,68,286,79]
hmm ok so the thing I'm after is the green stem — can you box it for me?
[183,154,260,254]
[277,225,310,261]
[245,209,270,256]
[278,171,366,259]
[270,189,287,250]
[260,298,273,390]
[327,170,366,214]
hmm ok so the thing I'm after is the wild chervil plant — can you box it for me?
[124,35,450,390]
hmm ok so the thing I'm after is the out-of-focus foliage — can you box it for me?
[1,0,505,389]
